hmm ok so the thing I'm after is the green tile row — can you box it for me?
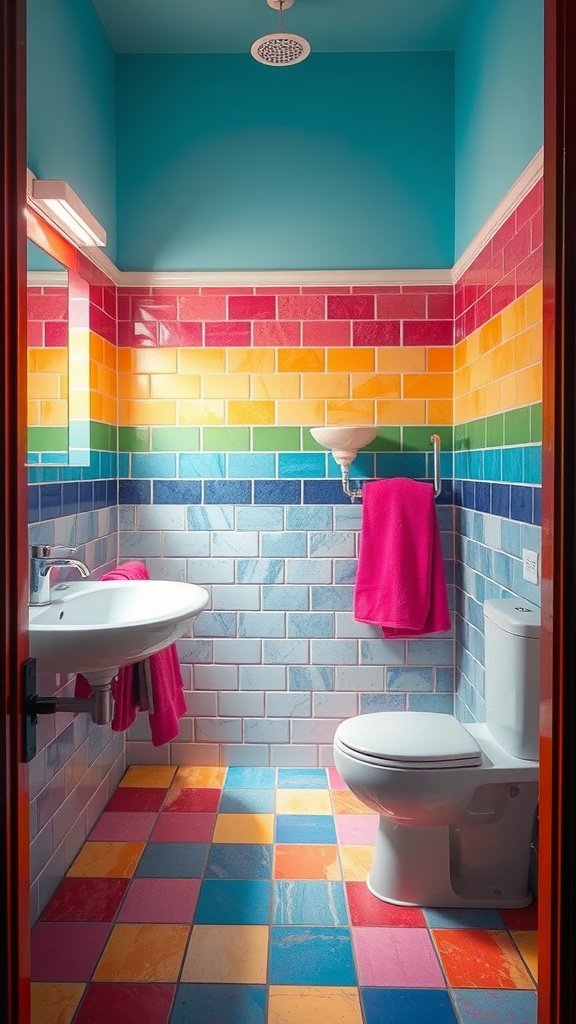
[28,426,68,453]
[454,403,541,451]
[118,424,454,455]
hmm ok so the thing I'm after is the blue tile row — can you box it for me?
[454,445,541,485]
[29,480,118,523]
[117,450,454,483]
[27,450,118,484]
[454,479,541,525]
[117,478,454,507]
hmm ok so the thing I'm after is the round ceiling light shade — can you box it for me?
[251,0,310,66]
[250,32,310,66]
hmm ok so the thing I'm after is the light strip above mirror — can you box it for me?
[28,174,106,248]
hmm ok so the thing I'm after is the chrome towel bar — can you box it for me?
[341,433,442,502]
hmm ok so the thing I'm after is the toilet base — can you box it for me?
[368,815,535,909]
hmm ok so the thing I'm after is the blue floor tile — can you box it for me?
[170,984,266,1024]
[269,926,356,985]
[195,879,271,924]
[362,988,459,1024]
[134,842,208,878]
[452,989,537,1024]
[224,767,276,789]
[205,843,273,880]
[273,881,348,925]
[424,908,505,929]
[219,788,275,813]
[277,768,329,789]
[275,814,337,844]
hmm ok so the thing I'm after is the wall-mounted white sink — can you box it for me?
[29,579,209,687]
[310,425,378,467]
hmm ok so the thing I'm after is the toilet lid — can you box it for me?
[335,712,483,769]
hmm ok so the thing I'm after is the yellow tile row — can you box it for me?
[118,369,453,404]
[454,283,542,422]
[118,397,453,427]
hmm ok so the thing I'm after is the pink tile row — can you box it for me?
[117,316,454,349]
[455,177,543,341]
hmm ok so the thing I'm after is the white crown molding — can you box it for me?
[118,267,453,287]
[27,270,68,287]
[452,148,544,283]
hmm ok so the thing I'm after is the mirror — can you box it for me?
[27,241,69,465]
[26,222,91,468]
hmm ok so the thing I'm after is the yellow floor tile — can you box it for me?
[276,789,333,815]
[181,925,268,983]
[93,923,189,982]
[31,983,85,1024]
[339,845,373,881]
[511,929,538,981]
[331,791,370,815]
[268,987,364,1024]
[172,766,227,789]
[212,814,274,844]
[119,766,176,788]
[66,841,145,878]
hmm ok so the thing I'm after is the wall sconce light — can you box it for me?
[29,177,107,247]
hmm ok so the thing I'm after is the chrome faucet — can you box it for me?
[29,545,91,606]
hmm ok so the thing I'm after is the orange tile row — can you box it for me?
[454,283,542,423]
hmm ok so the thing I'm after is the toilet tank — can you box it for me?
[483,598,540,760]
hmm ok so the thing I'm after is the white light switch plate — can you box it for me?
[522,548,539,585]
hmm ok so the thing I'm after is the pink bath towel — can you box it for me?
[354,478,451,639]
[74,561,187,744]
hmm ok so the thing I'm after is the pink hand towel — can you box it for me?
[354,477,451,639]
[74,561,186,743]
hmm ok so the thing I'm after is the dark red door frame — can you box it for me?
[1,0,30,1021]
[0,1,575,1021]
[540,0,576,1020]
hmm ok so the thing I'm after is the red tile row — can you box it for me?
[116,317,454,348]
[117,288,453,326]
[455,177,543,341]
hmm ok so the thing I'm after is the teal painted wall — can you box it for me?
[27,0,117,261]
[454,0,543,259]
[115,53,455,271]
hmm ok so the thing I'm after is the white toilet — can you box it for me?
[333,598,540,908]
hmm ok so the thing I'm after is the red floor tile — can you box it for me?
[40,878,129,923]
[105,788,166,813]
[500,901,538,931]
[31,922,111,981]
[163,788,221,813]
[74,982,175,1024]
[433,928,536,989]
[346,882,426,927]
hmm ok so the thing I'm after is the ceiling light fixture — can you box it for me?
[29,178,107,247]
[251,0,311,67]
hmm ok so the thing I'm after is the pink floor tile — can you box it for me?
[31,922,111,981]
[346,882,426,927]
[327,767,348,790]
[150,813,216,843]
[335,814,379,845]
[74,982,175,1024]
[116,878,201,923]
[88,813,157,842]
[352,926,446,987]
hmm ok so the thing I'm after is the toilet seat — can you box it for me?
[335,712,483,769]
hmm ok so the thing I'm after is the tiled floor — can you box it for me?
[31,765,538,1024]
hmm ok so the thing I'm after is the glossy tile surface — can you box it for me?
[31,766,538,1023]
